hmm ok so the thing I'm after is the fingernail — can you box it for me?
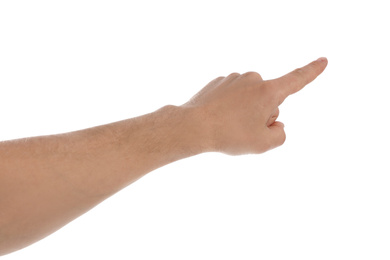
[317,57,327,62]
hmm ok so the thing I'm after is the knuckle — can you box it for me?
[210,76,225,84]
[241,71,262,81]
[293,67,304,75]
[227,72,240,78]
[292,68,306,83]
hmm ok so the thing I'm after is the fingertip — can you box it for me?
[308,57,328,78]
[317,57,328,63]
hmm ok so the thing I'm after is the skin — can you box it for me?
[0,57,328,256]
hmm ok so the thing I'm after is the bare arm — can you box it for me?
[0,57,327,256]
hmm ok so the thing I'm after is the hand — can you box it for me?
[182,57,328,155]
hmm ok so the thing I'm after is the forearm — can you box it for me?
[0,105,207,256]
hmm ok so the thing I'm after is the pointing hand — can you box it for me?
[183,57,328,155]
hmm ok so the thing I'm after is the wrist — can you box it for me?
[159,104,214,155]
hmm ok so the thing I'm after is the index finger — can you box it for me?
[271,57,328,103]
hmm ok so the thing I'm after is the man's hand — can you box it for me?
[183,57,328,155]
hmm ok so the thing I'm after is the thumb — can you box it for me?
[267,121,286,150]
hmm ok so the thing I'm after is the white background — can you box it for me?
[1,0,389,259]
